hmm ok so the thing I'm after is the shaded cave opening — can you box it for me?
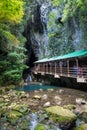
[22,4,45,80]
[23,46,38,80]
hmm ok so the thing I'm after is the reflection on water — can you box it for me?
[16,84,58,91]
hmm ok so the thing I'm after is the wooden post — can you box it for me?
[39,64,41,72]
[45,63,46,73]
[60,61,62,76]
[33,64,36,73]
[50,62,51,74]
[67,60,69,77]
[46,63,47,73]
[76,58,78,77]
[43,63,44,73]
[55,61,56,75]
[47,63,48,73]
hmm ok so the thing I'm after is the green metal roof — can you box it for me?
[35,50,87,63]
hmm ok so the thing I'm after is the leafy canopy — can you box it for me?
[52,0,87,22]
[0,0,24,23]
[0,0,28,85]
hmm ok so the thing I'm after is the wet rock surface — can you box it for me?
[0,85,87,130]
[45,106,77,130]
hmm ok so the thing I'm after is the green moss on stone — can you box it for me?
[76,124,87,130]
[7,110,23,124]
[17,120,30,130]
[35,124,46,130]
[13,104,29,114]
[0,106,7,116]
[45,106,76,124]
[63,104,76,110]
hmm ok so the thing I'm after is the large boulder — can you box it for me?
[45,106,77,129]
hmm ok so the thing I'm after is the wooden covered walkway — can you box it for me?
[33,50,87,83]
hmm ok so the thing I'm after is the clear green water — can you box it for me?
[16,84,58,91]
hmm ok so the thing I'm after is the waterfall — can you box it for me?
[24,75,32,85]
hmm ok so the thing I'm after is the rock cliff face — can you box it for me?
[23,0,87,69]
[23,2,51,68]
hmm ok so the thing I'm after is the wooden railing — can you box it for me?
[33,66,87,79]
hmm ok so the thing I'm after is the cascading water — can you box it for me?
[29,112,61,130]
[29,113,38,130]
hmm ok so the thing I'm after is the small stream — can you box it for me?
[0,82,87,130]
[29,113,38,130]
[29,112,61,130]
[15,83,87,130]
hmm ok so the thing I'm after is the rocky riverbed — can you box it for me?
[0,85,87,130]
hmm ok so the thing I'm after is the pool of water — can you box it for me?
[16,84,58,91]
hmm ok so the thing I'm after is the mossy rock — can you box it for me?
[82,108,87,117]
[0,102,7,107]
[35,124,46,130]
[6,85,15,90]
[76,123,87,130]
[15,91,23,96]
[13,104,29,114]
[17,120,30,130]
[0,97,4,103]
[0,106,7,116]
[7,110,23,124]
[8,103,29,114]
[45,106,77,124]
[63,104,76,110]
[12,104,28,113]
[0,87,5,94]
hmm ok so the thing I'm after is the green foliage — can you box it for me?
[48,11,57,29]
[35,124,46,130]
[0,0,28,85]
[0,0,24,23]
[52,0,87,26]
[0,27,18,55]
[52,0,64,7]
[61,0,87,22]
[48,0,87,57]
[48,35,62,56]
[0,46,27,85]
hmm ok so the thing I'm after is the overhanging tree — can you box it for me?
[0,0,28,85]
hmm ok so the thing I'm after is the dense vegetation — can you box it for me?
[0,0,87,85]
[48,0,87,56]
[0,0,27,85]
